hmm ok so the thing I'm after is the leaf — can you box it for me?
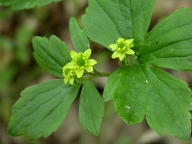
[69,17,90,52]
[139,8,192,71]
[8,79,80,139]
[103,69,122,102]
[79,80,104,136]
[33,35,71,77]
[0,0,62,10]
[108,65,191,139]
[82,0,155,48]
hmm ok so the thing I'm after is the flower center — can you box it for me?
[76,57,85,66]
[118,42,125,49]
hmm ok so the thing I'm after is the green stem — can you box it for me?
[93,69,111,77]
[76,70,111,84]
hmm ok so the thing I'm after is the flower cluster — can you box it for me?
[109,38,135,61]
[63,49,97,85]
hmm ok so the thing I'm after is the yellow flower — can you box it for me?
[62,49,97,85]
[109,38,135,61]
[70,49,97,78]
[63,62,76,85]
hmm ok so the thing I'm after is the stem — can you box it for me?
[76,70,111,84]
[93,69,111,77]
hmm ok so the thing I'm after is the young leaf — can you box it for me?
[33,35,71,77]
[79,80,104,136]
[139,9,192,71]
[0,0,62,10]
[108,66,191,139]
[69,17,90,52]
[82,0,156,48]
[8,79,80,139]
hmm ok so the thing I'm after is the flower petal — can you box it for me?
[69,78,75,85]
[109,44,118,51]
[70,50,78,59]
[126,49,135,55]
[64,78,68,84]
[76,69,84,78]
[125,39,134,45]
[66,62,75,69]
[119,53,125,61]
[117,38,124,43]
[84,49,91,58]
[112,51,120,59]
[85,66,93,72]
[88,59,97,66]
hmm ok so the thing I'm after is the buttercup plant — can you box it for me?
[7,0,192,141]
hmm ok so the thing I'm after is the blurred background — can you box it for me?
[0,0,192,144]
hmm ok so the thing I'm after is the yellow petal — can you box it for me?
[69,78,75,85]
[88,59,97,66]
[109,44,118,51]
[119,53,125,61]
[64,78,68,84]
[84,49,91,58]
[63,66,65,73]
[125,39,134,45]
[117,38,125,43]
[70,50,78,59]
[64,62,72,69]
[112,51,120,59]
[126,49,135,55]
[85,66,93,72]
[76,69,84,78]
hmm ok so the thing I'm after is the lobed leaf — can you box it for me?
[79,80,104,136]
[33,35,71,77]
[139,9,192,71]
[82,0,156,48]
[8,79,80,139]
[69,17,90,52]
[0,0,62,9]
[105,65,191,139]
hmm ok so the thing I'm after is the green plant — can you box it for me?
[6,0,192,140]
[0,0,62,9]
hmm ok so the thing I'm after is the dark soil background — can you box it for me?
[0,0,192,144]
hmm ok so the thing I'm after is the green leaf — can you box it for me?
[79,80,104,136]
[108,65,191,139]
[0,0,62,9]
[139,8,192,71]
[103,69,122,102]
[69,17,90,52]
[8,79,80,139]
[33,35,71,77]
[82,0,155,48]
